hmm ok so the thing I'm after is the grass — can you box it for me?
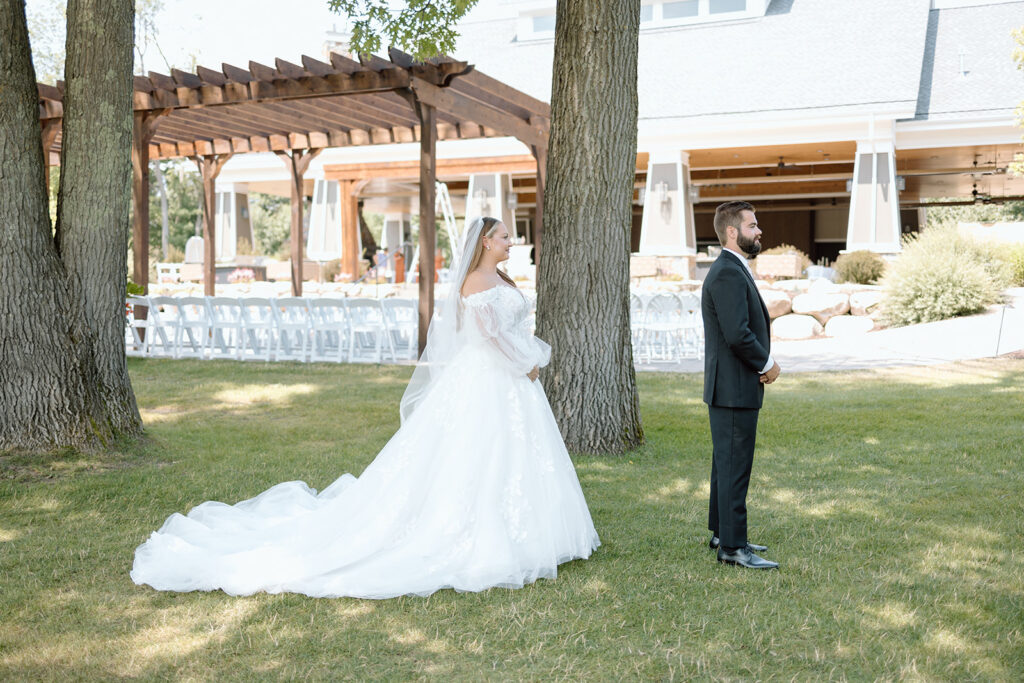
[2,358,1023,680]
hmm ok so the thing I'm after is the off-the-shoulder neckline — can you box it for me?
[460,284,517,301]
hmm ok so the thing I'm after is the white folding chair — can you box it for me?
[145,296,183,358]
[677,291,704,359]
[126,295,169,357]
[238,297,276,361]
[629,293,647,362]
[273,297,313,362]
[347,298,390,363]
[207,297,246,360]
[173,296,210,359]
[381,298,418,361]
[309,298,350,363]
[643,293,684,362]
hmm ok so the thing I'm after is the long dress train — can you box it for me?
[130,285,600,599]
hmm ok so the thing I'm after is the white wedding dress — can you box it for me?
[131,285,600,599]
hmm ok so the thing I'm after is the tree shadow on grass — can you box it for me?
[1,359,1022,679]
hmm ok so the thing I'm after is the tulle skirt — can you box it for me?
[130,345,600,599]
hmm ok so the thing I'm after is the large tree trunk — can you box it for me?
[0,1,111,450]
[55,0,142,436]
[535,0,643,454]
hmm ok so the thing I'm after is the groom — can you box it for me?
[701,201,780,570]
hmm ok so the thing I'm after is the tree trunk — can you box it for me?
[0,1,111,450]
[55,0,142,436]
[535,0,643,454]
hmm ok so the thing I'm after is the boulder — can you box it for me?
[808,278,840,295]
[849,290,884,316]
[791,292,851,325]
[772,314,824,339]
[773,279,810,294]
[760,289,792,319]
[824,314,875,337]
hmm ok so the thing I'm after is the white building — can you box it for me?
[217,0,1024,269]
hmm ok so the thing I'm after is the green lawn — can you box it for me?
[2,359,1023,680]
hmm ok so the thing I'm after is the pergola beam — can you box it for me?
[409,77,548,148]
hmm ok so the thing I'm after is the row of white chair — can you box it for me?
[126,291,703,365]
[126,296,418,363]
[631,292,704,362]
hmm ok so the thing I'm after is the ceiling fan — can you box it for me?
[971,182,992,205]
[765,156,799,177]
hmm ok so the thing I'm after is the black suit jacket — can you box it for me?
[701,251,771,409]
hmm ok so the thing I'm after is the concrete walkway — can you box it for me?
[637,288,1024,374]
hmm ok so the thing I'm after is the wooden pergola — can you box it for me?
[37,48,550,349]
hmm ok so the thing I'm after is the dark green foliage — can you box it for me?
[147,160,201,254]
[327,0,478,59]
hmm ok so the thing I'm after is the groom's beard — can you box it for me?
[737,232,761,257]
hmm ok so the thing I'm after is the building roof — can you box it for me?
[454,0,1023,125]
[914,1,1024,121]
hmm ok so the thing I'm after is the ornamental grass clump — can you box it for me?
[834,250,886,284]
[881,226,1008,327]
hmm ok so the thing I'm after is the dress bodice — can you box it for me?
[460,286,549,374]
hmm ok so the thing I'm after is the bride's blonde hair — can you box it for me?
[465,216,516,288]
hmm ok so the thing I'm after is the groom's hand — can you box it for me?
[527,366,540,382]
[760,361,781,384]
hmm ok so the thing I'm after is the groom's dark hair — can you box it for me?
[713,201,755,246]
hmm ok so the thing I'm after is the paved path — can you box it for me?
[637,288,1024,374]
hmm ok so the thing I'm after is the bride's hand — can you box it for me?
[527,366,539,382]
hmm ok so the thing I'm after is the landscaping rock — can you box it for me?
[824,314,875,337]
[791,292,851,325]
[772,314,823,339]
[850,290,884,316]
[760,289,792,319]
[773,279,810,294]
[808,278,841,295]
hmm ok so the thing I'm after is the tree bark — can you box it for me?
[535,0,643,454]
[55,0,142,436]
[0,0,111,450]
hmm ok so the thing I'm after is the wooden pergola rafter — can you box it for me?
[37,48,550,351]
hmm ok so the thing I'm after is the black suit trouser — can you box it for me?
[707,405,759,550]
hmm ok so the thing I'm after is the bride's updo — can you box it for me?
[464,216,516,288]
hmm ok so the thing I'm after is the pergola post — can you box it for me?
[275,148,322,296]
[41,120,60,196]
[193,153,232,296]
[131,110,169,293]
[530,143,547,265]
[417,102,437,355]
[339,179,361,282]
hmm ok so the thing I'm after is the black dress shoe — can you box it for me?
[717,546,779,569]
[709,535,767,552]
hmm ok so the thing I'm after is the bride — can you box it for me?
[131,216,600,599]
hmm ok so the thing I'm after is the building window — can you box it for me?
[709,0,745,13]
[532,14,556,33]
[663,0,699,19]
[640,4,654,23]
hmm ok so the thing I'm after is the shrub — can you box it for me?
[1000,244,1024,287]
[881,227,1008,327]
[322,259,343,283]
[164,244,185,263]
[834,250,886,284]
[759,244,811,272]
